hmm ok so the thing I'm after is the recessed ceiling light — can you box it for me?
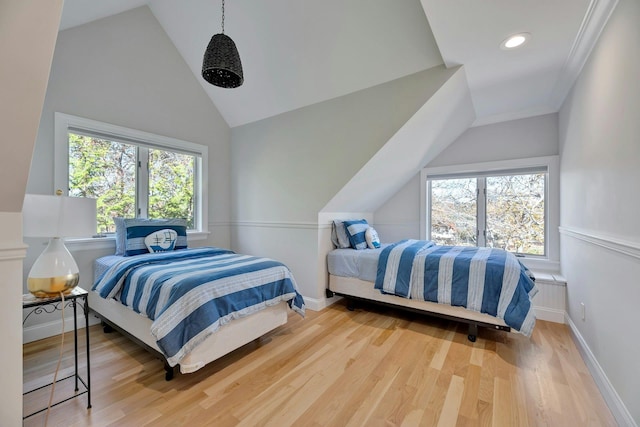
[500,33,531,50]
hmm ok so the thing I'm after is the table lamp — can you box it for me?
[23,193,96,298]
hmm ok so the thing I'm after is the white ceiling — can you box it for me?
[59,0,613,128]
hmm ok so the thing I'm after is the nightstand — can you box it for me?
[23,287,91,419]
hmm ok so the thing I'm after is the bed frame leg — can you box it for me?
[102,322,114,334]
[164,363,176,381]
[467,323,478,342]
[325,289,335,298]
[346,298,355,311]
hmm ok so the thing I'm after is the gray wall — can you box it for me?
[374,113,559,243]
[230,66,457,301]
[29,6,231,235]
[429,113,559,167]
[230,66,454,223]
[558,0,640,423]
[23,6,231,335]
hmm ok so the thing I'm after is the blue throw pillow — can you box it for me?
[343,219,369,250]
[123,218,188,256]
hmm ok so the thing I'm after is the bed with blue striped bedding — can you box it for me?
[375,240,538,336]
[93,247,305,366]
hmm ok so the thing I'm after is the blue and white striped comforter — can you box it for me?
[93,247,305,366]
[375,240,538,336]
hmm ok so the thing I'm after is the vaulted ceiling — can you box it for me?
[59,0,616,128]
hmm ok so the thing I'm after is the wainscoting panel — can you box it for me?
[531,274,566,323]
[560,225,639,426]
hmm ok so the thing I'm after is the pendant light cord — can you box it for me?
[42,292,66,427]
[221,0,225,34]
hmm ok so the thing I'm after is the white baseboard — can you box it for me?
[23,313,101,344]
[566,314,637,427]
[533,306,565,323]
[302,295,342,311]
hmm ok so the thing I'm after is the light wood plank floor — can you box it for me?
[23,300,617,426]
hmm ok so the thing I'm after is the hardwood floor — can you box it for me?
[23,300,617,426]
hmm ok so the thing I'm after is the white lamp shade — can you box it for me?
[23,194,96,238]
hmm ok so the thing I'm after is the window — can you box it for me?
[55,113,208,234]
[422,157,558,259]
[430,177,478,247]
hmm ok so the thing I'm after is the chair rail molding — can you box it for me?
[0,243,28,261]
[559,226,640,260]
[233,220,322,230]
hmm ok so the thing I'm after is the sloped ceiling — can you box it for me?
[149,0,443,127]
[59,0,618,129]
[322,65,476,214]
[421,0,616,125]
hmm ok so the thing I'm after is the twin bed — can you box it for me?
[327,235,538,342]
[89,221,305,380]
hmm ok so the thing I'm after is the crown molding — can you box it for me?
[550,0,619,109]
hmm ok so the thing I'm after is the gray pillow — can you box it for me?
[114,217,126,256]
[331,220,354,249]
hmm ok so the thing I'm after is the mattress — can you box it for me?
[94,254,123,281]
[327,245,509,330]
[90,251,296,374]
[326,246,388,282]
[89,291,289,374]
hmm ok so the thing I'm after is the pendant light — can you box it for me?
[202,0,244,88]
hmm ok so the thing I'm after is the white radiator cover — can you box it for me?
[531,273,566,323]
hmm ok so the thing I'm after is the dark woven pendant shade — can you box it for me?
[202,33,244,88]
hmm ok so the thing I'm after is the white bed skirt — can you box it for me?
[88,291,289,374]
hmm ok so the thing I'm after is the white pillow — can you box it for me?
[365,227,381,249]
[144,228,178,253]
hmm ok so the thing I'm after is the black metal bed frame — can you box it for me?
[91,308,178,381]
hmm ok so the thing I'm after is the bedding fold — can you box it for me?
[93,247,305,366]
[374,240,538,336]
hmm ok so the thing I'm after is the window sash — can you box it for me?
[55,113,208,232]
[426,165,547,181]
[67,126,202,157]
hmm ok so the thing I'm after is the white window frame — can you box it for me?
[420,156,559,271]
[54,112,209,239]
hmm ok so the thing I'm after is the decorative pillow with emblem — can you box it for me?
[122,218,188,256]
[144,229,178,253]
[365,227,381,249]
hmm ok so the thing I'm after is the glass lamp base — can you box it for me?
[27,273,79,298]
[27,237,81,298]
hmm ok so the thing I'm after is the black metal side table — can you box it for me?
[23,287,91,419]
